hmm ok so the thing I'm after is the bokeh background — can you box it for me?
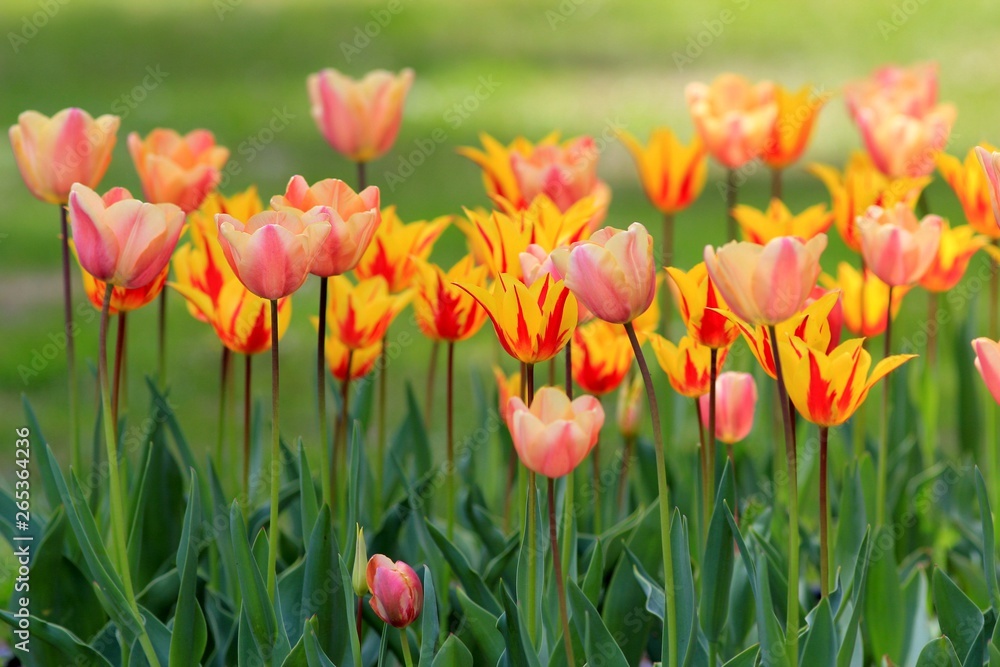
[2,0,1000,474]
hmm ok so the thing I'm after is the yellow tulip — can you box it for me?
[732,198,832,245]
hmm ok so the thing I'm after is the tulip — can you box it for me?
[858,203,942,286]
[173,278,290,355]
[69,184,185,289]
[975,146,1000,232]
[366,555,423,628]
[809,151,929,252]
[698,372,757,443]
[324,275,410,350]
[919,220,987,292]
[571,321,633,395]
[128,128,229,213]
[354,205,449,292]
[845,62,939,120]
[855,103,955,178]
[821,263,908,337]
[352,526,368,597]
[325,334,381,382]
[733,199,833,245]
[308,68,414,164]
[560,223,656,324]
[493,366,522,422]
[666,262,739,349]
[973,338,1000,406]
[500,194,595,252]
[805,286,844,353]
[216,207,332,300]
[630,278,661,343]
[761,84,827,170]
[506,386,604,478]
[10,108,120,205]
[459,208,534,279]
[937,145,1000,238]
[412,256,489,342]
[618,128,707,214]
[648,334,728,398]
[79,254,168,315]
[704,234,828,327]
[685,73,777,169]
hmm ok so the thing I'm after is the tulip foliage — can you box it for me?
[8,59,1000,667]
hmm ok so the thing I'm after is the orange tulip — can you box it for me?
[821,263,908,337]
[78,257,168,315]
[325,330,381,381]
[858,203,942,286]
[128,128,229,213]
[412,256,489,342]
[918,220,987,292]
[732,198,833,245]
[308,68,414,163]
[809,151,929,252]
[68,184,185,289]
[685,73,777,169]
[665,262,738,349]
[618,128,707,214]
[571,320,633,395]
[458,207,533,280]
[975,146,1000,233]
[648,334,728,398]
[937,145,1000,238]
[354,206,449,292]
[9,108,119,205]
[761,84,828,169]
[173,278,291,355]
[324,275,410,350]
[506,386,604,478]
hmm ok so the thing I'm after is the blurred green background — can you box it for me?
[1,0,999,481]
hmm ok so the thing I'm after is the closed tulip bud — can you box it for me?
[972,338,1000,406]
[698,372,758,444]
[858,203,942,287]
[352,525,368,597]
[506,386,605,478]
[366,555,423,628]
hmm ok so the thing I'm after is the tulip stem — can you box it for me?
[243,354,252,502]
[357,161,368,191]
[696,397,710,547]
[399,629,414,667]
[725,168,738,242]
[157,288,167,388]
[706,348,718,544]
[768,324,799,667]
[446,341,456,541]
[99,289,161,667]
[112,312,127,441]
[60,205,81,474]
[591,437,602,534]
[424,341,439,429]
[525,363,539,646]
[819,426,830,598]
[378,335,388,511]
[317,277,333,513]
[337,351,354,543]
[216,345,230,471]
[876,287,892,529]
[267,299,281,602]
[770,168,783,201]
[662,212,675,336]
[624,321,677,667]
[549,477,576,666]
[854,259,869,461]
[727,443,739,525]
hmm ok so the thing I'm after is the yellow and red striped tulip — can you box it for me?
[78,257,168,315]
[779,336,915,426]
[493,366,522,421]
[732,199,833,245]
[805,285,844,353]
[761,84,827,169]
[704,235,827,327]
[821,263,908,337]
[571,320,633,395]
[458,207,534,280]
[354,206,449,292]
[809,152,929,252]
[972,338,1000,406]
[458,273,577,364]
[308,68,414,163]
[412,256,489,342]
[9,108,120,205]
[648,334,728,398]
[666,262,739,349]
[498,194,595,252]
[975,146,1000,232]
[173,278,291,355]
[937,145,1000,238]
[685,73,777,169]
[698,372,758,444]
[325,332,381,382]
[128,128,229,213]
[618,128,707,214]
[506,386,604,478]
[919,220,987,292]
[858,203,942,286]
[324,275,411,350]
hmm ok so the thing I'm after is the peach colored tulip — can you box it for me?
[761,84,828,169]
[937,145,1000,238]
[685,73,778,169]
[68,184,184,289]
[618,128,707,214]
[216,208,331,300]
[698,372,757,444]
[506,386,604,478]
[366,555,423,628]
[845,63,939,122]
[732,199,833,245]
[9,108,120,205]
[560,223,656,324]
[128,129,229,213]
[919,220,987,292]
[858,204,942,286]
[308,68,414,163]
[855,103,955,178]
[270,175,381,276]
[972,338,1000,406]
[975,146,1000,232]
[704,234,827,326]
[821,263,909,338]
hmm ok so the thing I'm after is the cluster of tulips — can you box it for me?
[9,58,1000,666]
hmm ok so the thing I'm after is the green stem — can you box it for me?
[768,324,799,667]
[876,287,893,528]
[267,299,281,602]
[697,396,709,548]
[624,322,677,667]
[617,434,634,516]
[157,286,167,388]
[770,168,783,201]
[819,426,830,598]
[446,341,456,541]
[400,628,414,667]
[59,205,81,474]
[357,161,368,190]
[662,211,675,337]
[378,335,388,512]
[112,311,126,441]
[706,347,718,545]
[243,354,252,501]
[337,351,354,544]
[549,477,576,666]
[317,277,332,512]
[424,341,439,429]
[725,168,738,242]
[216,345,231,470]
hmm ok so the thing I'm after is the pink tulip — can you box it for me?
[858,204,942,286]
[854,103,955,178]
[270,176,381,276]
[510,137,611,220]
[972,338,1000,406]
[685,73,778,169]
[845,62,939,121]
[704,234,827,326]
[559,222,656,324]
[307,68,414,163]
[698,372,758,444]
[216,208,332,300]
[519,243,561,286]
[68,184,184,289]
[366,555,423,628]
[975,146,1000,231]
[128,129,229,213]
[506,386,604,478]
[9,108,120,205]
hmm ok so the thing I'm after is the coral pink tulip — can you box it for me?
[308,68,414,163]
[271,175,381,276]
[975,146,1000,231]
[9,108,120,205]
[845,63,939,121]
[366,555,423,628]
[858,203,942,286]
[216,208,332,300]
[704,234,827,326]
[128,129,229,213]
[68,184,184,289]
[685,73,778,169]
[698,372,758,444]
[506,386,604,478]
[972,338,1000,406]
[854,104,955,178]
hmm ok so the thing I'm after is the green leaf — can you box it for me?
[900,569,932,665]
[568,580,629,667]
[515,477,543,648]
[838,529,873,667]
[455,588,504,665]
[418,565,440,667]
[722,644,760,667]
[299,505,351,664]
[915,637,962,667]
[975,468,1000,611]
[425,519,500,615]
[128,606,173,667]
[800,598,836,667]
[498,584,542,667]
[581,541,604,607]
[297,442,318,543]
[208,461,240,604]
[169,470,207,667]
[230,501,277,656]
[0,609,111,666]
[834,461,867,596]
[22,395,60,513]
[281,634,308,667]
[933,568,984,664]
[700,461,736,643]
[303,616,337,667]
[864,526,904,663]
[431,635,474,667]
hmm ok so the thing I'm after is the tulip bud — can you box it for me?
[366,555,423,628]
[352,525,368,597]
[698,372,758,444]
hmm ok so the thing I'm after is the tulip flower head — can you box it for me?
[972,338,1000,406]
[571,321,633,395]
[975,146,1000,232]
[69,184,185,289]
[937,145,1000,238]
[9,108,120,205]
[666,262,739,349]
[845,62,939,120]
[173,278,291,355]
[858,203,943,286]
[500,194,595,252]
[79,259,168,316]
[804,286,844,353]
[354,206,449,292]
[648,334,728,397]
[698,372,758,444]
[459,207,534,280]
[704,234,828,327]
[761,84,828,169]
[821,263,908,337]
[325,275,410,350]
[506,386,604,478]
[733,199,833,245]
[412,256,489,342]
[128,128,229,213]
[308,68,414,163]
[618,127,707,214]
[685,73,778,169]
[918,220,986,292]
[366,555,423,628]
